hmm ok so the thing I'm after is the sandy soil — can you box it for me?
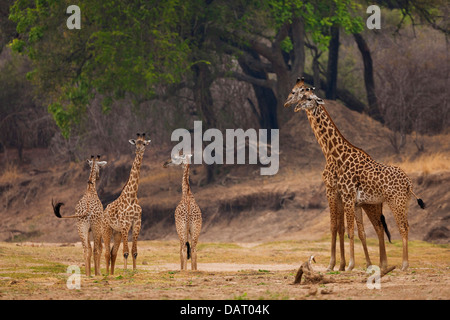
[1,240,448,301]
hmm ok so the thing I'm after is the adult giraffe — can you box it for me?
[284,78,424,271]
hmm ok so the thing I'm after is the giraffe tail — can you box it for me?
[186,242,191,260]
[52,199,83,219]
[380,214,392,243]
[410,189,425,209]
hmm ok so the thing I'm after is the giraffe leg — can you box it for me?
[122,223,132,270]
[131,214,142,271]
[85,240,92,277]
[337,197,346,271]
[93,232,103,276]
[325,187,339,271]
[110,230,122,275]
[180,240,188,270]
[328,214,338,272]
[175,213,188,270]
[190,218,202,271]
[344,201,356,271]
[387,198,409,271]
[355,205,372,268]
[78,222,91,277]
[363,204,389,272]
[103,226,112,275]
[191,243,198,271]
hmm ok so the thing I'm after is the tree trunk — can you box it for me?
[312,53,321,90]
[238,51,278,131]
[326,26,340,100]
[192,62,216,184]
[353,33,384,123]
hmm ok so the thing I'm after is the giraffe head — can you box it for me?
[284,77,324,112]
[293,87,324,113]
[87,155,107,182]
[163,152,192,168]
[129,133,151,154]
[284,77,308,109]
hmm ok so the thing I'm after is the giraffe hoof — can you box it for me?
[401,262,409,271]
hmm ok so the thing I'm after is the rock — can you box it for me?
[308,287,318,296]
[320,288,333,295]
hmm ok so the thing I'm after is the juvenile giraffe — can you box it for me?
[163,153,202,270]
[52,155,107,276]
[284,79,425,271]
[103,133,151,274]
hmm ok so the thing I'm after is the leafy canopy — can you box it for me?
[9,0,190,138]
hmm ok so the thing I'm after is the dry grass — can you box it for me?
[388,152,450,175]
[0,162,21,184]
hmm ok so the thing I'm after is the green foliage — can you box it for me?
[280,36,293,53]
[9,0,190,138]
[224,0,364,52]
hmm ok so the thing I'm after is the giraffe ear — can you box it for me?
[129,139,136,145]
[97,161,107,167]
[145,139,151,145]
[179,154,191,164]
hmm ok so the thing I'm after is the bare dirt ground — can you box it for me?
[1,239,448,300]
[1,101,449,303]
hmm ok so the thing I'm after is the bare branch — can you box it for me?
[219,71,275,90]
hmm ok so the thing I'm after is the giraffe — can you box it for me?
[284,78,383,271]
[103,133,151,275]
[52,155,107,276]
[284,79,425,271]
[163,153,202,270]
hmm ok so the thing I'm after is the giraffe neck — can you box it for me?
[87,161,97,192]
[305,105,361,166]
[182,163,191,196]
[121,151,144,200]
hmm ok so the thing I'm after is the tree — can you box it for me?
[0,48,55,161]
[374,26,448,153]
[9,0,190,138]
[218,0,365,128]
[374,0,449,35]
[353,32,383,123]
[350,0,449,124]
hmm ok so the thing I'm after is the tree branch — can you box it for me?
[220,71,276,90]
[291,16,305,77]
[273,22,289,48]
[250,39,276,63]
[239,50,273,74]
